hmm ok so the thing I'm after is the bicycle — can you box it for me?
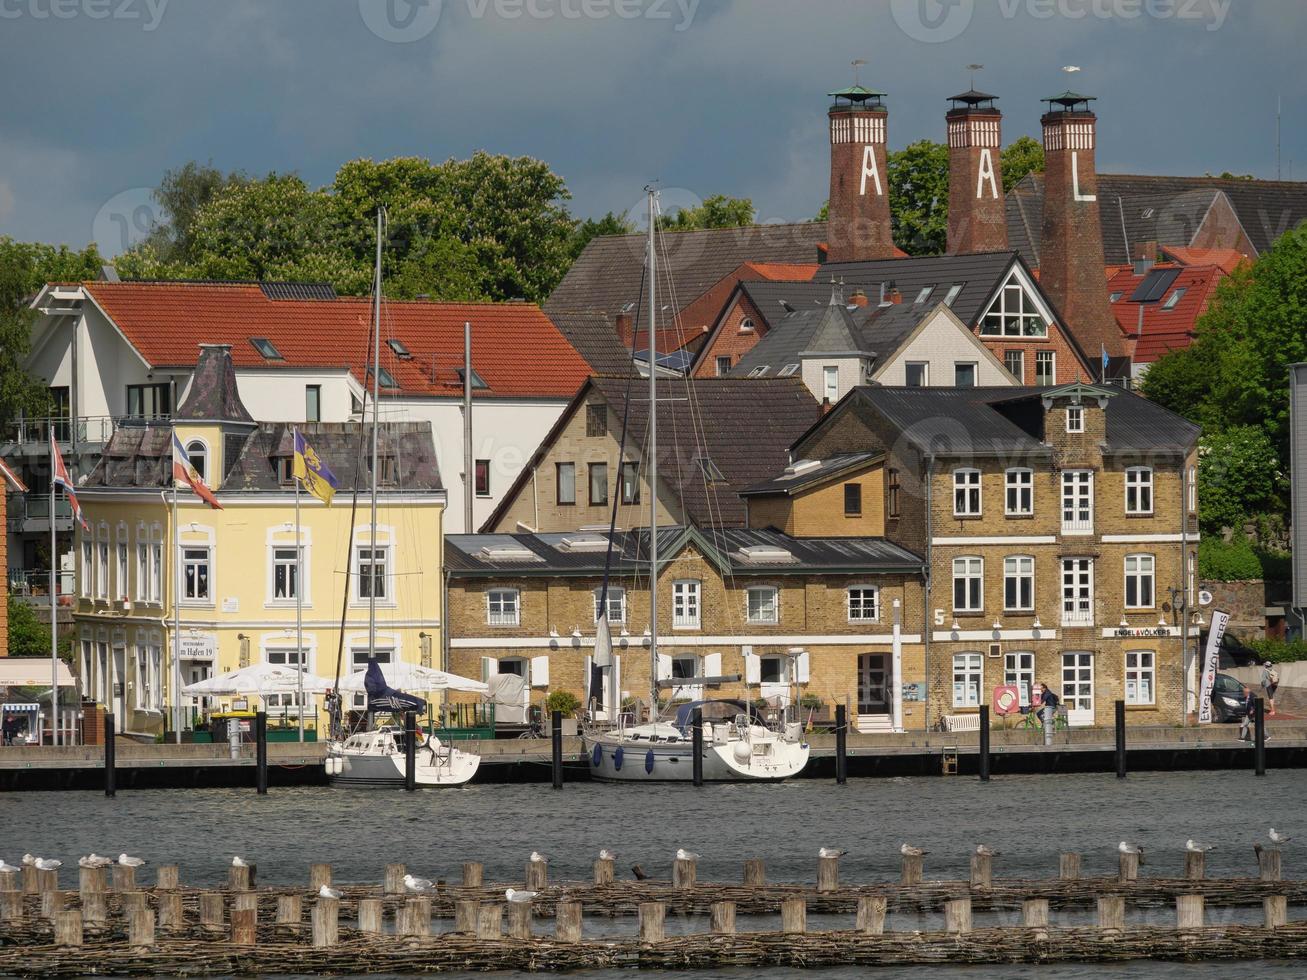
[1017,706,1068,732]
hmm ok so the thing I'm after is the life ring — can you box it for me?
[993,685,1020,716]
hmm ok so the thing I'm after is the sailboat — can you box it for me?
[581,190,810,783]
[324,208,481,788]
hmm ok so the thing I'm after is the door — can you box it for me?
[857,654,890,716]
[1061,652,1094,726]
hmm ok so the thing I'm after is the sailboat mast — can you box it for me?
[368,208,383,658]
[646,188,658,719]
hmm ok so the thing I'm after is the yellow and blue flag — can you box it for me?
[293,429,339,505]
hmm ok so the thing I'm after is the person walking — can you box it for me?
[1261,661,1279,717]
[1238,684,1257,741]
[1038,682,1060,746]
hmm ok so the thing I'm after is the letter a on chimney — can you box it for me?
[860,145,883,197]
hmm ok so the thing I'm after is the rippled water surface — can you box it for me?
[4,770,1306,977]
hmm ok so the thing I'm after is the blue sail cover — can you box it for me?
[363,659,427,713]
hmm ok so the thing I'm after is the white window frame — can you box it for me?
[1125,467,1153,515]
[135,541,148,602]
[1004,651,1035,707]
[952,556,984,613]
[1004,467,1033,516]
[823,365,839,403]
[1061,470,1093,534]
[115,528,129,601]
[1004,349,1025,381]
[1187,465,1197,512]
[954,361,977,387]
[80,537,93,599]
[669,654,703,702]
[847,586,879,623]
[181,546,211,603]
[1061,557,1093,626]
[593,586,626,624]
[1124,650,1155,706]
[952,653,982,708]
[271,545,302,603]
[1035,350,1056,386]
[1061,651,1095,725]
[263,645,313,716]
[1066,405,1084,433]
[95,526,109,601]
[1003,555,1035,612]
[715,355,732,377]
[185,438,209,483]
[487,588,521,627]
[150,535,163,605]
[953,468,982,517]
[673,580,701,629]
[1124,553,1155,609]
[980,272,1049,338]
[904,361,928,387]
[745,585,779,625]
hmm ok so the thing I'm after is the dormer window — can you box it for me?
[185,440,208,482]
[738,317,755,334]
[1066,405,1084,433]
[277,457,294,486]
[980,273,1047,337]
[250,337,282,360]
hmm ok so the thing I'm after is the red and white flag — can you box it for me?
[0,455,27,493]
[49,428,87,530]
[172,432,223,510]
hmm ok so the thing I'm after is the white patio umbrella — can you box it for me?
[336,662,488,694]
[181,663,334,697]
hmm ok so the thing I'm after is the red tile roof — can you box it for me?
[1107,263,1226,364]
[81,281,593,400]
[651,261,820,353]
[1159,246,1251,276]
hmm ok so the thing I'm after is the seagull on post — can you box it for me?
[318,884,342,900]
[818,847,847,859]
[1118,841,1145,865]
[900,844,927,857]
[506,888,537,904]
[1185,840,1214,853]
[232,856,249,868]
[675,848,700,861]
[118,853,145,868]
[403,874,434,894]
[0,861,19,874]
[1270,829,1292,845]
[975,844,1001,857]
[34,858,62,871]
[78,854,112,869]
[598,848,618,861]
[529,851,548,865]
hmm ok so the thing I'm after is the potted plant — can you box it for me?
[545,690,581,736]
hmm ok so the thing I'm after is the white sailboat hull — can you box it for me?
[583,726,809,783]
[326,731,480,788]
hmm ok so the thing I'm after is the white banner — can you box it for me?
[1196,610,1230,725]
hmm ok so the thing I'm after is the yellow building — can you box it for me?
[73,345,446,738]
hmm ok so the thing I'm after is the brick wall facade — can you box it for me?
[827,106,895,263]
[690,292,770,378]
[946,107,1007,254]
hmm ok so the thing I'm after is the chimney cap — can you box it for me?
[947,88,999,108]
[829,85,886,110]
[1043,90,1096,112]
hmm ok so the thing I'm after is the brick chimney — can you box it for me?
[848,288,869,307]
[1038,91,1121,357]
[614,311,634,350]
[946,89,1007,254]
[827,84,895,263]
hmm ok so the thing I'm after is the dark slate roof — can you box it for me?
[1006,173,1307,266]
[545,222,829,335]
[446,524,923,577]
[174,345,254,424]
[736,280,838,330]
[816,251,1018,327]
[731,300,932,378]
[546,310,635,377]
[85,421,443,492]
[740,452,882,496]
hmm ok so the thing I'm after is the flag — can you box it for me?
[49,428,87,530]
[1101,345,1110,381]
[0,456,27,493]
[292,429,338,505]
[172,433,223,510]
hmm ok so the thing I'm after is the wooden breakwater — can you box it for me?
[0,848,1301,974]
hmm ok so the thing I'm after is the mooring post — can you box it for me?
[1265,895,1288,928]
[104,713,116,798]
[112,864,136,892]
[358,898,383,934]
[128,906,155,948]
[743,858,766,887]
[1022,898,1050,930]
[82,891,107,925]
[276,894,302,926]
[978,705,990,782]
[79,866,105,896]
[638,902,666,943]
[312,896,339,948]
[817,855,840,893]
[781,897,807,934]
[454,899,478,934]
[1115,700,1127,779]
[404,897,431,937]
[856,895,887,934]
[551,710,564,790]
[526,857,547,891]
[229,863,254,891]
[0,871,16,893]
[1059,853,1081,880]
[1254,697,1266,776]
[158,893,183,932]
[309,863,332,891]
[199,894,225,932]
[556,899,583,942]
[156,865,179,891]
[1097,895,1125,932]
[1176,894,1204,930]
[0,891,22,925]
[1184,850,1206,880]
[123,891,149,917]
[476,903,503,940]
[969,852,992,889]
[1258,848,1282,882]
[945,897,972,933]
[54,909,83,947]
[462,862,483,887]
[384,863,406,894]
[834,704,848,785]
[691,708,704,787]
[22,864,37,895]
[255,711,268,795]
[1118,851,1139,883]
[230,907,256,946]
[403,711,417,792]
[508,901,532,939]
[673,856,697,890]
[593,858,614,886]
[36,869,58,901]
[900,852,923,886]
[710,900,736,935]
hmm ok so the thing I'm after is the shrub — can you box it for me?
[1247,638,1307,665]
[1198,538,1291,582]
[544,690,580,716]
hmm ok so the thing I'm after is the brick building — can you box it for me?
[445,526,926,732]
[785,382,1200,728]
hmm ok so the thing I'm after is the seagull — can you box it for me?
[598,849,618,861]
[34,858,62,871]
[403,874,433,894]
[1062,65,1081,73]
[675,848,699,861]
[529,851,548,864]
[0,861,19,874]
[900,844,927,857]
[818,847,847,859]
[118,853,145,868]
[1185,840,1215,853]
[975,844,1001,857]
[232,856,249,868]
[318,884,342,900]
[1118,842,1145,864]
[505,888,537,904]
[1270,829,1292,845]
[21,855,35,866]
[78,855,112,869]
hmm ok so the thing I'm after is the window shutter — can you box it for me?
[744,651,761,685]
[480,657,498,683]
[656,653,673,681]
[703,652,722,678]
[795,651,811,684]
[530,655,550,688]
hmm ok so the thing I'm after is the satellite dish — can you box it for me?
[1199,590,1214,607]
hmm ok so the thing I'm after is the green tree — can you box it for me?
[1196,426,1285,534]
[571,211,635,258]
[887,139,949,255]
[1000,135,1044,192]
[6,595,52,658]
[140,161,248,265]
[657,195,755,230]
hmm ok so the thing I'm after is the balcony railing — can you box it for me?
[1061,601,1094,627]
[2,414,167,452]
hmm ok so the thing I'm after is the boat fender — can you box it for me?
[644,750,655,774]
[613,746,624,771]
[592,744,603,769]
[325,756,337,775]
[733,740,751,763]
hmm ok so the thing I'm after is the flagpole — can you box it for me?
[172,477,182,743]
[49,443,58,748]
[295,429,304,744]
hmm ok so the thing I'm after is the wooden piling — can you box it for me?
[1097,895,1125,932]
[36,868,57,895]
[1184,851,1206,880]
[970,853,992,889]
[0,871,16,893]
[233,892,258,918]
[945,897,973,933]
[1059,853,1082,880]
[556,900,583,942]
[673,857,697,890]
[53,909,82,947]
[403,898,431,938]
[638,902,665,943]
[157,892,183,932]
[312,897,339,948]
[81,891,107,925]
[123,891,149,917]
[1118,852,1139,883]
[230,908,256,946]
[781,897,807,934]
[1265,895,1288,928]
[593,858,614,885]
[526,860,547,891]
[79,866,106,895]
[1259,848,1282,882]
[309,863,332,891]
[817,856,839,893]
[111,864,136,892]
[0,891,22,925]
[358,898,384,934]
[384,863,406,894]
[743,858,766,887]
[21,865,37,894]
[508,901,532,939]
[454,899,478,934]
[900,853,923,885]
[856,896,886,935]
[1022,898,1050,929]
[462,862,483,888]
[41,890,65,920]
[199,894,225,932]
[228,863,254,891]
[155,865,179,891]
[476,903,503,940]
[710,900,736,935]
[1176,894,1204,930]
[128,907,155,948]
[276,894,302,927]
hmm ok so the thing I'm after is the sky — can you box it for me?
[1,0,1305,256]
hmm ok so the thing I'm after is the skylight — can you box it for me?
[696,456,726,482]
[735,544,796,564]
[559,534,609,552]
[367,365,399,388]
[477,543,541,562]
[1109,291,1124,303]
[387,338,412,359]
[1162,287,1186,310]
[455,366,489,389]
[943,283,964,307]
[914,285,935,305]
[778,363,800,377]
[250,337,282,360]
[747,366,769,378]
[782,459,822,479]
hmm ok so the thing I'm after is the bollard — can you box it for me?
[41,890,66,921]
[1254,696,1266,777]
[233,892,257,916]
[255,711,268,795]
[1059,853,1082,880]
[476,903,503,940]
[1118,851,1139,883]
[312,896,339,948]
[112,864,136,892]
[1184,851,1206,880]
[673,857,697,890]
[551,710,564,790]
[900,852,923,886]
[0,871,16,893]
[1258,848,1282,882]
[0,891,23,925]
[384,863,406,894]
[508,901,532,939]
[454,899,478,934]
[229,863,254,891]
[781,897,807,934]
[556,900,583,942]
[743,858,766,887]
[156,865,179,891]
[970,853,992,889]
[22,864,38,895]
[1115,700,1127,779]
[1176,894,1204,930]
[710,900,736,935]
[944,897,972,934]
[526,859,547,891]
[1022,898,1050,929]
[403,897,431,938]
[36,868,58,896]
[1097,895,1125,932]
[79,866,106,895]
[54,909,83,947]
[104,713,117,798]
[230,908,256,946]
[309,863,332,891]
[276,894,302,926]
[1265,895,1288,928]
[978,706,990,782]
[691,708,704,787]
[638,902,666,943]
[199,894,225,932]
[358,898,384,934]
[158,893,183,932]
[129,907,155,948]
[834,704,848,785]
[404,711,417,792]
[856,895,887,935]
[462,862,484,888]
[123,891,149,917]
[82,892,108,926]
[593,858,614,886]
[817,855,839,893]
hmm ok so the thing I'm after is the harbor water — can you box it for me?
[3,769,1304,977]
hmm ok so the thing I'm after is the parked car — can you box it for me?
[1209,673,1251,722]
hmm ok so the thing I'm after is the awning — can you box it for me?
[0,661,76,687]
[2,703,41,712]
